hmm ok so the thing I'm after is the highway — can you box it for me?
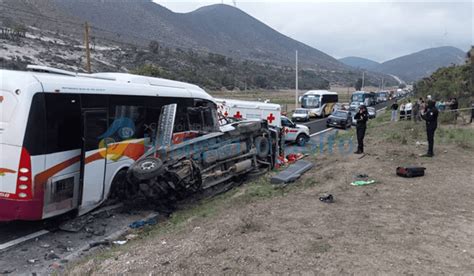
[302,100,392,135]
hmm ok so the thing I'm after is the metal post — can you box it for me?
[361,71,365,90]
[295,50,298,109]
[84,22,91,73]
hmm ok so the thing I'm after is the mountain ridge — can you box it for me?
[339,56,380,70]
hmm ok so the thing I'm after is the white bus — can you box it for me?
[350,91,376,107]
[300,90,338,117]
[0,65,217,222]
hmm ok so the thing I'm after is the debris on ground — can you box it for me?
[396,166,426,177]
[319,194,334,203]
[59,216,94,232]
[271,160,314,184]
[112,240,127,245]
[350,180,376,186]
[125,234,138,240]
[129,218,157,229]
[89,241,112,248]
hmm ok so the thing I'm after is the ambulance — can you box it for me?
[215,99,310,146]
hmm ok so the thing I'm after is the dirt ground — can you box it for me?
[70,121,474,275]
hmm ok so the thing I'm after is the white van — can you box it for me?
[215,99,310,146]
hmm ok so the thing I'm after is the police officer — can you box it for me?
[354,105,369,154]
[421,100,439,157]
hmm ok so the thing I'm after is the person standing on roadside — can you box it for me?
[405,100,413,120]
[354,105,369,154]
[400,102,406,120]
[412,99,420,123]
[421,100,439,157]
[390,100,399,121]
[419,98,426,119]
[451,97,459,123]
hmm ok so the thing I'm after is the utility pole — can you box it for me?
[295,50,299,109]
[84,21,91,73]
[361,71,365,90]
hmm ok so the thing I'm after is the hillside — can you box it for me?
[0,0,397,87]
[339,56,380,70]
[375,46,466,83]
[51,0,344,70]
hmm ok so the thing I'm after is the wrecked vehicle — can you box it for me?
[127,103,280,202]
[0,65,279,222]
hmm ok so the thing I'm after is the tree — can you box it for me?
[148,40,160,54]
[255,75,268,88]
[398,83,407,89]
[354,78,363,91]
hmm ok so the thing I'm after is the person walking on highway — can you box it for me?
[390,100,399,121]
[354,105,369,154]
[421,100,439,157]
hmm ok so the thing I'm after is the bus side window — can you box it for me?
[108,96,145,143]
[45,94,81,153]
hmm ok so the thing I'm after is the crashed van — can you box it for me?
[127,103,280,202]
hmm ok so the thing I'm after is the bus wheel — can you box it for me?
[132,157,164,180]
[109,169,132,200]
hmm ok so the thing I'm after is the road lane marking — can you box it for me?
[0,230,49,251]
[310,127,334,137]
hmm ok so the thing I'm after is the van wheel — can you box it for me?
[296,134,308,146]
[132,157,164,180]
[254,136,270,159]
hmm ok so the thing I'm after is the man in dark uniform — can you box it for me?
[421,100,439,157]
[354,105,369,154]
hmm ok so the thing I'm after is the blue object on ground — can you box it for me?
[129,218,157,229]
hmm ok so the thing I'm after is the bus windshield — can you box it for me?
[352,94,365,103]
[301,95,320,108]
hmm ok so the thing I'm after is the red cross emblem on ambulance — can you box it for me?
[266,113,275,124]
[234,111,242,119]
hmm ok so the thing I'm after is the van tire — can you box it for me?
[132,157,164,180]
[296,134,308,147]
[254,136,270,158]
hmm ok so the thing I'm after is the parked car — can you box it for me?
[326,110,352,129]
[367,107,376,119]
[291,108,310,122]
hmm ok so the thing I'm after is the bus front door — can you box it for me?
[79,109,108,214]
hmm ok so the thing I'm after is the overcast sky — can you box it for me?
[154,0,472,62]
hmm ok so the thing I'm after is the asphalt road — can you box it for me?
[302,100,392,135]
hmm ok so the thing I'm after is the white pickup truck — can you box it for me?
[215,98,310,146]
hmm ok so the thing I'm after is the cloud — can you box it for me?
[156,0,472,61]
